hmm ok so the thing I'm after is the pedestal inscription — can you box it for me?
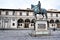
[38,24,46,29]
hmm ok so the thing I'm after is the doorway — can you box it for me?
[24,19,30,28]
[17,18,24,28]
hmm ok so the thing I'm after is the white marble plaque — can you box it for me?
[38,24,46,29]
[35,20,47,31]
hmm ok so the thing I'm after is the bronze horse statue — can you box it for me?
[31,1,47,18]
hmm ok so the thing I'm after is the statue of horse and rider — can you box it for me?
[31,1,47,18]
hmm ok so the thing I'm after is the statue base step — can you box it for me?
[30,30,51,37]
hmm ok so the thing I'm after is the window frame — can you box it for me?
[12,23,15,26]
[6,11,8,15]
[27,12,29,16]
[0,11,1,15]
[56,14,58,17]
[20,12,22,16]
[51,13,53,17]
[13,11,15,15]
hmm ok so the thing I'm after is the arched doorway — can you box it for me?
[25,19,30,28]
[55,20,60,28]
[17,18,24,28]
[55,20,59,23]
[31,19,35,30]
[50,19,54,23]
[31,19,35,23]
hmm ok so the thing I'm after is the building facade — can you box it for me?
[0,9,35,29]
[47,9,60,29]
[0,9,60,29]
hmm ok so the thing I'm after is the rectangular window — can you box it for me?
[13,23,15,26]
[51,13,53,17]
[5,20,8,23]
[27,12,29,16]
[6,11,8,15]
[56,14,58,17]
[20,12,22,16]
[13,11,15,15]
[0,11,1,15]
[13,19,15,21]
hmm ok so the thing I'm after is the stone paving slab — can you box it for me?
[0,30,60,40]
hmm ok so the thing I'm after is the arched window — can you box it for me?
[31,19,35,23]
[18,18,24,23]
[50,19,54,23]
[55,20,59,23]
[25,19,30,22]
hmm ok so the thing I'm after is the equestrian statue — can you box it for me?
[31,1,47,18]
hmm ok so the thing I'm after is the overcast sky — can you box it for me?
[0,0,60,10]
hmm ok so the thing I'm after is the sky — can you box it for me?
[0,0,60,10]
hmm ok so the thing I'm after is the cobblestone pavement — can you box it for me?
[0,30,60,40]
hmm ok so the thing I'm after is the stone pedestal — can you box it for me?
[31,20,50,36]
